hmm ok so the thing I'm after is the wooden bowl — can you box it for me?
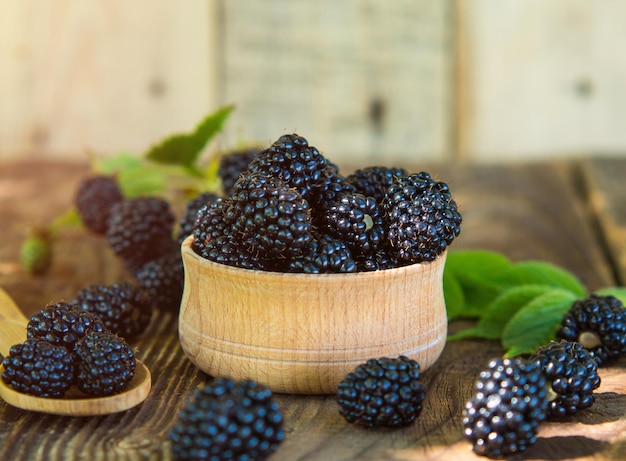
[178,235,448,394]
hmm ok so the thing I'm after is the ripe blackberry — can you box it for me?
[201,234,267,271]
[309,167,357,223]
[74,174,124,235]
[26,302,108,349]
[107,196,177,273]
[287,232,357,274]
[337,356,425,428]
[322,192,385,256]
[382,172,462,263]
[1,338,74,398]
[531,340,600,418]
[346,166,409,204]
[135,249,185,312]
[74,331,136,396]
[463,357,549,458]
[556,294,626,366]
[247,133,329,202]
[218,147,262,196]
[191,198,236,259]
[72,282,153,339]
[229,173,313,260]
[168,378,285,461]
[355,248,397,272]
[176,191,220,245]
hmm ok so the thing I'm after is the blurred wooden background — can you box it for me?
[1,0,625,164]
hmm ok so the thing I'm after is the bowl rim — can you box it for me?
[180,235,447,281]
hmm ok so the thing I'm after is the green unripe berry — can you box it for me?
[20,235,52,275]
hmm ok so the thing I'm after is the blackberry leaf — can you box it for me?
[495,261,587,298]
[502,289,579,357]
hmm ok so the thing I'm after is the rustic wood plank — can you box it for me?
[0,159,624,460]
[580,157,626,285]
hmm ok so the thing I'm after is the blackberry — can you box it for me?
[355,248,397,272]
[463,357,549,458]
[72,282,153,339]
[346,166,409,204]
[107,196,177,273]
[531,340,600,418]
[382,172,462,263]
[168,378,284,461]
[556,294,626,366]
[218,147,262,196]
[135,249,185,312]
[26,302,108,349]
[247,133,329,202]
[322,192,385,257]
[74,174,124,235]
[287,232,357,274]
[201,234,267,271]
[309,167,358,224]
[337,356,425,428]
[74,331,136,396]
[176,191,220,245]
[229,173,313,260]
[191,198,236,259]
[1,338,74,398]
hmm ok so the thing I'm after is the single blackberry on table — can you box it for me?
[463,357,549,458]
[135,249,185,312]
[74,174,124,235]
[346,166,410,205]
[322,192,385,257]
[26,302,108,349]
[176,191,220,245]
[229,173,313,260]
[218,147,262,196]
[74,331,136,396]
[72,282,153,339]
[168,378,284,461]
[382,172,462,264]
[530,340,600,418]
[556,294,626,366]
[287,232,357,274]
[337,356,425,428]
[1,338,74,398]
[247,133,329,202]
[107,196,177,273]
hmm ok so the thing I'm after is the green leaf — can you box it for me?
[146,105,234,169]
[444,249,513,318]
[502,289,578,357]
[449,284,556,341]
[594,286,626,305]
[443,269,465,320]
[494,261,587,298]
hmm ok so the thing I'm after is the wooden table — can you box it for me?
[1,158,625,460]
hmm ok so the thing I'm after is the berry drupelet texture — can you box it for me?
[135,249,185,312]
[346,166,409,205]
[531,340,601,418]
[26,302,108,349]
[168,378,284,461]
[176,191,220,245]
[556,294,626,366]
[72,282,153,339]
[74,331,136,396]
[1,338,75,398]
[191,199,236,259]
[218,147,262,196]
[107,196,177,273]
[337,356,425,428]
[382,172,462,264]
[247,133,329,202]
[463,357,549,458]
[74,174,124,235]
[287,232,357,274]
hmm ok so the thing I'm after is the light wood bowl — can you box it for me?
[179,235,447,394]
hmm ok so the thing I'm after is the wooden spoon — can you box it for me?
[0,287,151,416]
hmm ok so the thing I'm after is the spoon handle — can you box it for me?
[0,288,29,355]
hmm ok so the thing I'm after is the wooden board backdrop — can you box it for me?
[1,1,626,163]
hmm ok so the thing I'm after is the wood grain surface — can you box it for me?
[0,158,625,460]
